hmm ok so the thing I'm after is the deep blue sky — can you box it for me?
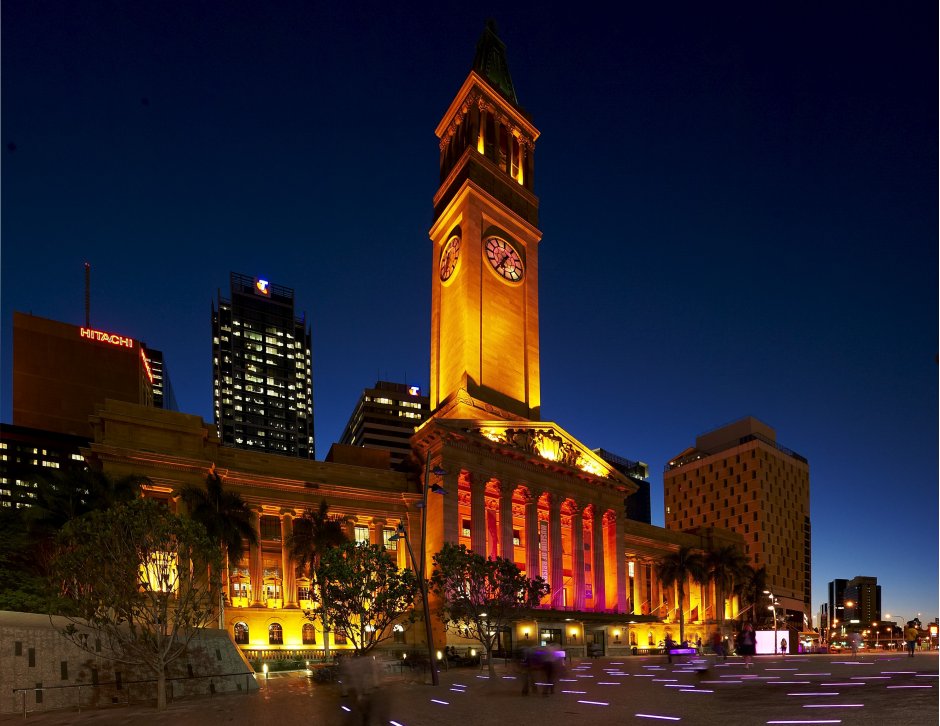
[3,1,936,626]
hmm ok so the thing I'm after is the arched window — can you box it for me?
[302,624,316,645]
[647,630,654,646]
[234,622,249,645]
[268,623,283,645]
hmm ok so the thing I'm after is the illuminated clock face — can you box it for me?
[485,237,524,281]
[439,236,461,281]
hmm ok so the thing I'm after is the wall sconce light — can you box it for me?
[613,629,621,643]
[570,630,578,641]
[523,629,530,640]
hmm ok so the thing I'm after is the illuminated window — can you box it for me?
[383,528,397,551]
[234,622,249,644]
[354,525,369,544]
[268,623,283,645]
[302,624,316,644]
[333,630,347,645]
[461,519,471,538]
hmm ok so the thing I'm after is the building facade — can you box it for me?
[664,417,811,627]
[12,312,153,438]
[78,23,748,662]
[0,424,89,508]
[338,381,430,469]
[842,575,881,626]
[595,448,652,524]
[212,273,314,458]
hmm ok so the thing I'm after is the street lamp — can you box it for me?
[763,590,779,653]
[390,450,446,686]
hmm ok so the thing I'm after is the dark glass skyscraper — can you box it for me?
[212,273,313,458]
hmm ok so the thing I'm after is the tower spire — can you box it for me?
[472,19,517,105]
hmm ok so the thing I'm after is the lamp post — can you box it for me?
[763,590,779,654]
[390,450,446,686]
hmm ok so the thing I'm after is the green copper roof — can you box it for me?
[472,20,518,106]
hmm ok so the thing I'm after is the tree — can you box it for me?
[288,499,349,657]
[24,467,147,536]
[655,545,708,645]
[429,543,549,678]
[312,542,419,655]
[179,469,257,627]
[735,565,769,626]
[50,498,221,710]
[705,545,749,633]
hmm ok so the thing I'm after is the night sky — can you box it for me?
[2,1,936,625]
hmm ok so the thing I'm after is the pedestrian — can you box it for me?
[779,637,787,655]
[710,629,725,661]
[904,623,918,658]
[738,623,756,668]
[849,632,860,657]
[695,635,703,653]
[520,646,539,696]
[664,634,675,664]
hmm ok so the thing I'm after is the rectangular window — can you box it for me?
[333,631,347,645]
[461,519,471,538]
[512,529,521,546]
[383,528,397,550]
[354,525,370,544]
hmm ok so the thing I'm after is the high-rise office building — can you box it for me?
[828,578,849,631]
[212,273,313,458]
[12,311,154,438]
[0,424,88,508]
[338,381,429,469]
[663,417,811,626]
[143,347,177,411]
[595,448,652,524]
[842,575,881,626]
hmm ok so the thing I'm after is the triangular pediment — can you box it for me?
[425,418,635,490]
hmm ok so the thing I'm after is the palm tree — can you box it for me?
[734,565,769,626]
[288,499,349,657]
[179,468,258,627]
[706,545,749,634]
[655,545,708,645]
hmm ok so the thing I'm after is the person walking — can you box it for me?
[779,637,787,655]
[904,623,919,658]
[738,623,756,668]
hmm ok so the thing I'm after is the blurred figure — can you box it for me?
[710,629,725,661]
[664,634,675,664]
[779,637,787,655]
[519,646,540,696]
[849,632,860,657]
[737,623,756,668]
[340,654,386,725]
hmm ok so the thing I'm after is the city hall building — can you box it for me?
[78,23,747,661]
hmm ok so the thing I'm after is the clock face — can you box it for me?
[485,237,524,282]
[439,236,461,281]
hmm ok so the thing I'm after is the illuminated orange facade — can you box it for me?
[76,24,749,661]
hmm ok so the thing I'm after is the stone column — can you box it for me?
[280,511,296,608]
[370,517,386,547]
[609,511,627,613]
[592,507,606,612]
[499,484,515,561]
[470,475,486,556]
[249,509,263,606]
[548,494,564,609]
[571,503,585,611]
[523,490,540,581]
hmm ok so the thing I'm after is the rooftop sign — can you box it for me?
[80,327,134,348]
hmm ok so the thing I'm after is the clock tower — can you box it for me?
[429,21,541,421]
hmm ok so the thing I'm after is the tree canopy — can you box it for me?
[312,541,419,655]
[50,498,221,710]
[179,469,257,565]
[429,542,548,677]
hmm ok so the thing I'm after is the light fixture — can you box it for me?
[523,629,530,640]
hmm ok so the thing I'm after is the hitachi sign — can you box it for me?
[80,327,134,348]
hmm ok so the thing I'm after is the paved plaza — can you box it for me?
[3,652,937,726]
